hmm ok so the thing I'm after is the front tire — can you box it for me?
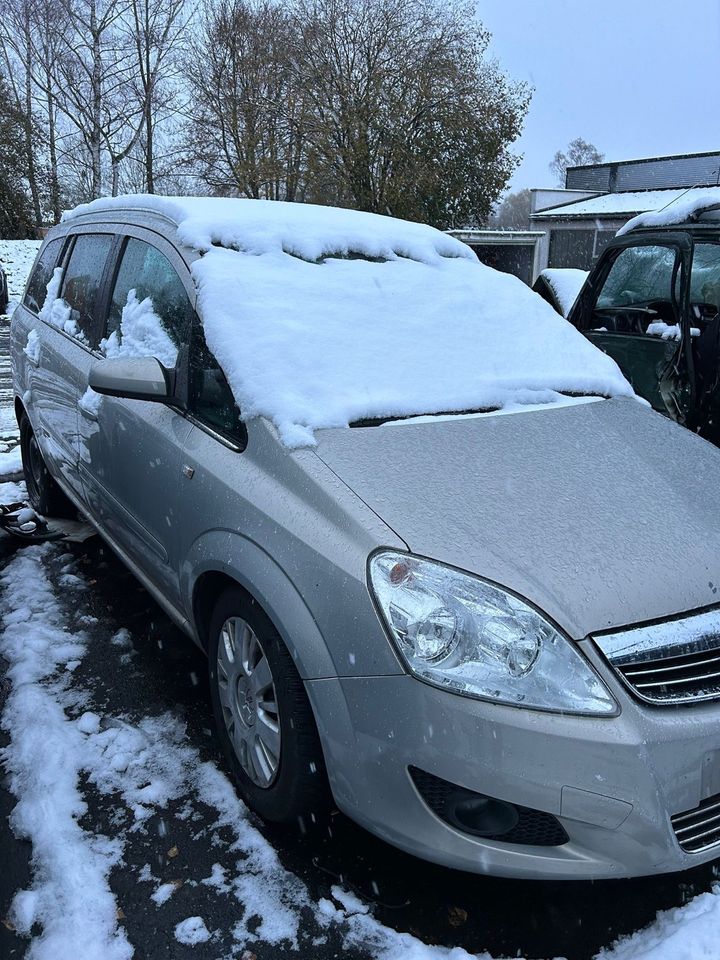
[208,586,330,825]
[19,412,75,517]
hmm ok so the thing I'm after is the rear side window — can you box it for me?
[24,238,65,313]
[58,234,114,348]
[188,316,244,444]
[103,238,193,368]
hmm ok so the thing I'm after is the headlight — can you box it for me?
[369,551,617,716]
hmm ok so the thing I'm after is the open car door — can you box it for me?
[568,233,693,423]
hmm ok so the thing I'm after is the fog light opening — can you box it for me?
[445,789,520,838]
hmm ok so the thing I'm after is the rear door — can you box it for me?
[26,229,115,500]
[77,227,194,604]
[569,233,693,422]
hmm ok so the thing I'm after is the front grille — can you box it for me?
[671,793,720,853]
[615,643,720,704]
[409,767,569,847]
[593,608,720,705]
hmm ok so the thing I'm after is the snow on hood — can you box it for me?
[617,189,720,236]
[65,195,634,446]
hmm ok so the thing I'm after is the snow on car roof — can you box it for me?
[617,189,720,236]
[532,187,720,222]
[65,195,634,446]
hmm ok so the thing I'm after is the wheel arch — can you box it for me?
[185,532,337,680]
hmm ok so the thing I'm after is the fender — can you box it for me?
[180,528,339,680]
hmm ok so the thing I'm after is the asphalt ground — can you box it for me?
[1,315,720,960]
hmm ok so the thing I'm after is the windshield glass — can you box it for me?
[593,243,681,335]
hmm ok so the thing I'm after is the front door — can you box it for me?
[569,233,693,422]
[77,230,195,604]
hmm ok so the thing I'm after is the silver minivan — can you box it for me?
[11,195,720,881]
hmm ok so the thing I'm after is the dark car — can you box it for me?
[568,198,720,445]
[0,263,8,314]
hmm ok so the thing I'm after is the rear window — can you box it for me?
[24,238,65,313]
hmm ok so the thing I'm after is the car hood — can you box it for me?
[314,398,720,640]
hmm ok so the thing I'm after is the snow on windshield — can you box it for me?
[65,196,634,447]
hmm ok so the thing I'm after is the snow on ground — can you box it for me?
[0,446,23,479]
[538,268,589,317]
[65,196,634,447]
[0,239,42,316]
[0,543,491,960]
[4,537,720,958]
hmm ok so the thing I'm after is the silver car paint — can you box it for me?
[11,207,720,880]
[314,398,720,639]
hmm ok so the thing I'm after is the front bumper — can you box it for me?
[306,641,720,879]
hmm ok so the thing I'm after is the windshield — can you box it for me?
[597,244,679,312]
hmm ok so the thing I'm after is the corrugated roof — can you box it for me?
[531,187,720,220]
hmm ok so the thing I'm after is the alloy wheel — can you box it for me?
[216,616,281,787]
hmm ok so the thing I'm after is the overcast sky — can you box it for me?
[479,0,718,192]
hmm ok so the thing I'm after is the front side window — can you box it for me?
[594,244,681,334]
[188,316,244,443]
[103,238,193,369]
[57,234,114,348]
[24,237,65,314]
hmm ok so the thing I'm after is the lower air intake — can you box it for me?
[409,766,569,847]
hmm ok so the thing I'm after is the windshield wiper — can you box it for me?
[350,407,500,427]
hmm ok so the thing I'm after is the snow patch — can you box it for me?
[0,547,132,960]
[151,881,180,906]
[24,328,41,363]
[538,268,588,317]
[174,916,211,945]
[101,289,178,368]
[0,446,23,479]
[78,387,102,419]
[617,189,720,236]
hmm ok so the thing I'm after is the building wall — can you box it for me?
[534,219,628,273]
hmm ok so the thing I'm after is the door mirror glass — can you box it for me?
[88,357,171,403]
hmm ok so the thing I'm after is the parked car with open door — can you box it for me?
[568,196,720,444]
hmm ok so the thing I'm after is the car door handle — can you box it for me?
[79,405,98,422]
[23,351,39,368]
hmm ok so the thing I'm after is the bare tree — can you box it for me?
[185,0,308,201]
[128,0,189,193]
[492,188,532,230]
[550,137,604,186]
[291,0,530,226]
[0,0,44,225]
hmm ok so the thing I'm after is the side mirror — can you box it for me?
[88,356,172,403]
